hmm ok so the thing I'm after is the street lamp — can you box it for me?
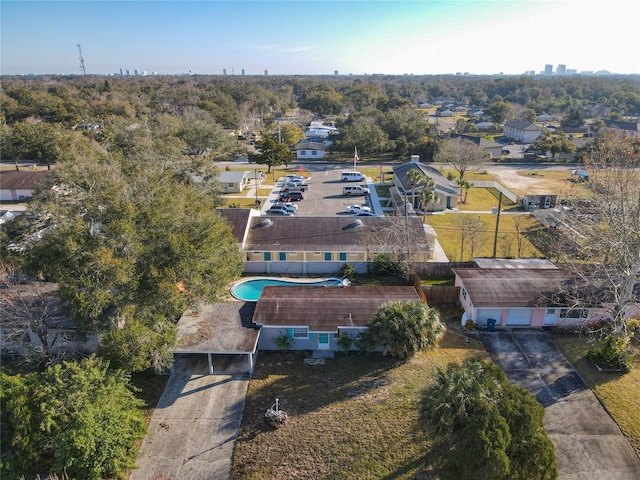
[255,168,261,208]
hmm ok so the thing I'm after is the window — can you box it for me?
[300,151,306,156]
[339,252,347,261]
[324,252,332,261]
[264,252,271,261]
[279,252,286,261]
[461,288,467,300]
[546,308,556,314]
[292,327,308,339]
[313,252,321,255]
[227,183,235,188]
[559,308,588,319]
[312,150,317,155]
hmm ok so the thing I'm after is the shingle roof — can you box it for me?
[219,171,248,183]
[450,133,502,148]
[253,286,420,331]
[392,162,460,196]
[452,268,574,307]
[0,171,50,190]
[505,121,543,131]
[244,215,431,252]
[217,208,253,242]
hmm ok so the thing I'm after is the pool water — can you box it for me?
[231,277,344,302]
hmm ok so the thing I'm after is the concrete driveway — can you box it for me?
[130,354,251,480]
[480,331,640,480]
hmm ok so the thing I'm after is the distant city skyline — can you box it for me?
[2,1,639,76]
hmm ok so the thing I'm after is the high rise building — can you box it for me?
[544,64,553,76]
[223,68,228,76]
[334,70,339,76]
[241,69,245,76]
[556,64,566,75]
[264,69,270,76]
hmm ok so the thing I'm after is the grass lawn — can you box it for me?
[458,186,518,212]
[231,314,489,480]
[551,334,640,456]
[426,213,545,261]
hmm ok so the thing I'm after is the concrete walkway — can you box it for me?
[480,331,640,480]
[130,355,251,480]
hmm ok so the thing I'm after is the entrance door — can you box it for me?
[543,308,557,326]
[318,333,330,350]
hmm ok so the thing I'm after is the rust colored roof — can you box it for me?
[0,171,50,190]
[245,216,431,252]
[452,268,574,307]
[253,286,420,331]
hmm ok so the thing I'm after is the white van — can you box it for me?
[343,185,370,196]
[341,171,366,182]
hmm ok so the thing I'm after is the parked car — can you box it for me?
[273,201,298,211]
[502,149,510,155]
[269,204,296,214]
[348,204,371,214]
[282,183,308,192]
[280,191,304,201]
[343,185,370,196]
[265,208,294,216]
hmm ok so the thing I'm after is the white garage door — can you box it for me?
[476,309,503,325]
[506,309,532,326]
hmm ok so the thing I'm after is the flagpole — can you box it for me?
[353,146,358,170]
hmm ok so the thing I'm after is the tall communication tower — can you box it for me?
[76,44,86,75]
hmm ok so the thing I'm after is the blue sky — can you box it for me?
[2,0,639,76]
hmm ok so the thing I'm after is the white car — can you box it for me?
[348,205,372,214]
[273,201,298,211]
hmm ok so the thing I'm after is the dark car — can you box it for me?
[280,191,304,201]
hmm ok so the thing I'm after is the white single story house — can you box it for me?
[218,170,255,193]
[450,134,503,159]
[295,141,325,159]
[0,171,50,201]
[503,121,543,143]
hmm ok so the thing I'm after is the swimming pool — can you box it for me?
[231,277,346,302]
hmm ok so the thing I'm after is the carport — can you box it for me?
[173,302,260,374]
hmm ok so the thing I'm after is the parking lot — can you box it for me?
[261,167,383,217]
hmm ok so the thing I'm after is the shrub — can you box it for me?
[588,333,632,372]
[465,319,476,330]
[372,252,407,276]
[273,331,294,351]
[338,262,356,280]
[337,332,353,352]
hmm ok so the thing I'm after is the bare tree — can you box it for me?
[0,263,79,367]
[558,132,640,335]
[456,216,485,261]
[435,137,490,181]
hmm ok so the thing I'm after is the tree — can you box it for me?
[407,169,428,211]
[337,115,390,155]
[6,153,243,372]
[557,132,640,353]
[457,215,485,261]
[417,177,436,220]
[1,357,147,479]
[248,135,295,172]
[458,179,474,204]
[486,101,511,123]
[435,137,490,181]
[363,301,444,358]
[560,110,584,128]
[422,359,557,480]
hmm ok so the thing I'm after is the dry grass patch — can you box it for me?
[426,213,545,261]
[232,321,488,479]
[552,334,640,456]
[458,187,518,212]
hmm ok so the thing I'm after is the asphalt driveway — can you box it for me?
[480,331,640,480]
[130,354,251,480]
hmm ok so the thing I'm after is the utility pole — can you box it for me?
[77,44,86,75]
[492,191,503,258]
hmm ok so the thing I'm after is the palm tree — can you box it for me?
[458,179,474,204]
[406,168,429,212]
[365,301,444,359]
[417,177,436,221]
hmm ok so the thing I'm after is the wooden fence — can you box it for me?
[413,261,475,278]
[421,285,460,304]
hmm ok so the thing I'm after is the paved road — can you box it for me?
[480,331,640,480]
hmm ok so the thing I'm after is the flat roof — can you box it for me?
[174,302,259,354]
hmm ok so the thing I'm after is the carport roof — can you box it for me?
[174,302,259,354]
[253,285,421,331]
[452,268,574,307]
